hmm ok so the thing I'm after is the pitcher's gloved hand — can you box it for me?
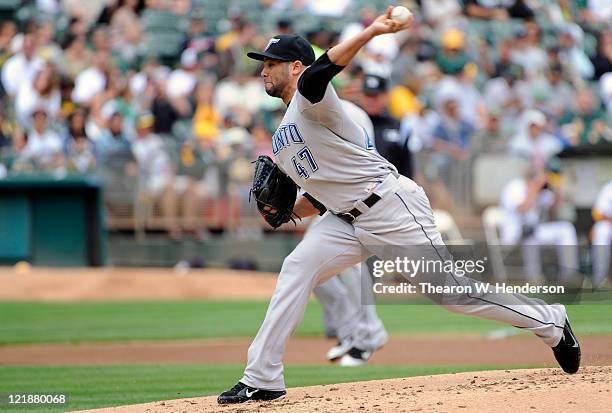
[250,155,299,228]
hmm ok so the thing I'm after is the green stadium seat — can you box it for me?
[142,10,188,32]
[0,0,21,9]
[0,0,20,21]
[146,31,186,64]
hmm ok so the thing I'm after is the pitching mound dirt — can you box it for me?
[80,366,611,413]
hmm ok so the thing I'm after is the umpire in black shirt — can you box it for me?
[361,74,413,179]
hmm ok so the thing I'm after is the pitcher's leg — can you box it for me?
[356,180,566,347]
[406,187,566,346]
[242,214,364,390]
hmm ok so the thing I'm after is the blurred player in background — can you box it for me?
[499,162,579,283]
[592,181,612,288]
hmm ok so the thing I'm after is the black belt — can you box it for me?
[335,193,381,224]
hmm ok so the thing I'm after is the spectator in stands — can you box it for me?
[184,10,218,74]
[64,107,89,143]
[559,88,610,146]
[36,21,62,64]
[1,33,44,98]
[533,63,575,119]
[71,49,111,105]
[218,125,258,237]
[15,64,61,127]
[0,108,11,153]
[436,63,485,129]
[166,49,199,101]
[90,26,112,52]
[20,108,64,172]
[577,0,612,27]
[557,23,595,80]
[499,165,579,283]
[66,134,96,174]
[542,0,580,26]
[110,0,144,69]
[472,108,508,151]
[492,39,515,79]
[110,0,143,50]
[213,64,263,126]
[0,21,17,70]
[60,34,93,80]
[509,109,563,170]
[96,0,121,26]
[591,30,612,81]
[131,112,180,239]
[224,20,261,78]
[483,64,530,133]
[193,78,221,141]
[275,18,293,36]
[7,128,31,173]
[95,111,135,168]
[63,16,88,40]
[510,22,548,80]
[173,139,213,241]
[435,28,469,76]
[419,0,463,28]
[432,91,474,163]
[463,0,533,20]
[387,69,422,120]
[151,78,188,135]
[302,0,353,17]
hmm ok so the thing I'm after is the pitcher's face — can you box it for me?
[261,58,291,98]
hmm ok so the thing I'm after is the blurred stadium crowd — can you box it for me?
[0,0,610,240]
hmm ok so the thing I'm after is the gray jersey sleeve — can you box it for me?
[295,83,346,136]
[340,100,376,151]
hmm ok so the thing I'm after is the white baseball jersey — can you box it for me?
[272,83,397,213]
[594,181,612,217]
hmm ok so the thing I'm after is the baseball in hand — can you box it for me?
[391,6,412,24]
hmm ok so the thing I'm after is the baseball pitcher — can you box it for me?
[218,6,580,404]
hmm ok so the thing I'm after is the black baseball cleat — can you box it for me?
[217,381,287,404]
[552,318,581,374]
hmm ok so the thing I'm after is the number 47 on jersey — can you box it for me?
[292,147,318,179]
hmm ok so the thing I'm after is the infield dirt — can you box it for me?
[80,366,611,412]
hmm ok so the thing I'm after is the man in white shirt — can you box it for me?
[166,49,199,100]
[592,181,612,288]
[131,113,181,239]
[71,49,109,105]
[500,168,578,283]
[1,33,44,97]
[22,108,64,171]
[509,109,563,171]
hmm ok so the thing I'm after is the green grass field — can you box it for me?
[0,301,609,412]
[0,363,538,412]
[1,301,611,345]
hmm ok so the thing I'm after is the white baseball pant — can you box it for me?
[314,261,388,351]
[242,174,566,390]
[592,220,611,287]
